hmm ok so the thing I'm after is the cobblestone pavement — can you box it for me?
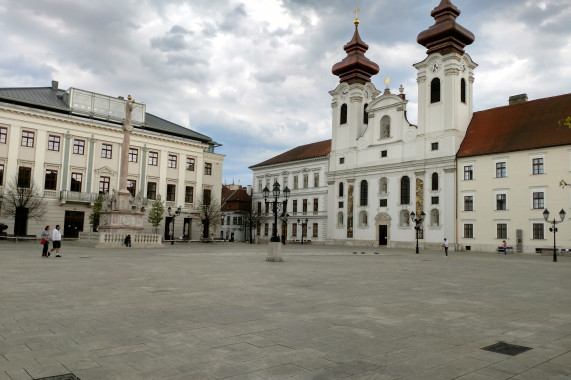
[1,242,570,380]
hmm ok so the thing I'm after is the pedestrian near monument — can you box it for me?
[50,225,62,257]
[502,240,507,255]
[41,225,50,257]
[443,238,449,256]
[124,234,132,247]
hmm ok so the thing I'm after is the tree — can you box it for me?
[1,173,47,222]
[89,194,103,232]
[147,194,165,234]
[194,195,222,239]
[241,204,266,243]
[559,116,571,129]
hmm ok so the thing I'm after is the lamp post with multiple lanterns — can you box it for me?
[543,208,566,262]
[167,206,181,245]
[410,211,426,254]
[297,218,308,245]
[262,181,290,243]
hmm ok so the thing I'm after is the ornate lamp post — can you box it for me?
[543,208,566,262]
[167,206,181,245]
[410,211,426,254]
[281,213,290,245]
[297,218,308,245]
[262,181,290,242]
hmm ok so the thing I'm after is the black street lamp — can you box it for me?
[281,213,290,245]
[410,211,426,254]
[263,181,290,243]
[543,208,566,262]
[167,206,182,245]
[297,218,308,245]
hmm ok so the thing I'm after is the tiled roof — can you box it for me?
[457,93,571,158]
[221,185,251,212]
[0,86,215,145]
[249,139,331,169]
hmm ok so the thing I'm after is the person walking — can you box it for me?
[502,240,507,255]
[50,225,62,257]
[443,238,449,256]
[41,225,50,257]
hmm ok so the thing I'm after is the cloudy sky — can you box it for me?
[1,0,570,186]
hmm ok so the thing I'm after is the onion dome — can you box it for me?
[332,15,379,85]
[417,0,475,55]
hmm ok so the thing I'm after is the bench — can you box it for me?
[536,247,558,254]
[497,246,514,253]
[4,235,38,243]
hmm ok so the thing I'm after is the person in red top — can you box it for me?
[503,240,507,255]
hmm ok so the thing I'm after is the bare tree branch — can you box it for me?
[194,195,222,238]
[1,173,47,220]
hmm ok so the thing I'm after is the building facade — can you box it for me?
[221,184,252,242]
[0,81,224,240]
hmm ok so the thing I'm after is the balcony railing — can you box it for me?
[60,190,98,204]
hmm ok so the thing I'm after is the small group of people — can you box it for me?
[40,225,62,258]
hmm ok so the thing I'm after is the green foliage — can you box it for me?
[559,116,571,128]
[147,194,165,233]
[89,194,103,232]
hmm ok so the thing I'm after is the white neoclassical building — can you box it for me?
[0,81,224,240]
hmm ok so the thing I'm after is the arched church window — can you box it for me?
[431,172,438,191]
[400,176,410,204]
[431,209,440,227]
[381,115,390,138]
[460,78,466,103]
[431,78,441,103]
[363,104,369,124]
[360,180,368,206]
[340,104,348,125]
[339,182,344,197]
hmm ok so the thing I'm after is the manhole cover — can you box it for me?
[34,374,80,380]
[481,342,532,356]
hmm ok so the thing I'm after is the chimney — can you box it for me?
[51,80,59,91]
[509,94,528,105]
[246,185,252,196]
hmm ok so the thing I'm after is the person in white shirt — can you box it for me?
[50,225,62,257]
[443,238,449,256]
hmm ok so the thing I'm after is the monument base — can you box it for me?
[96,209,162,248]
[266,242,284,262]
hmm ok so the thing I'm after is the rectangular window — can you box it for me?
[497,223,507,239]
[0,126,6,144]
[264,223,269,236]
[128,148,138,163]
[302,199,308,213]
[48,135,60,151]
[203,189,211,205]
[464,165,473,180]
[292,223,297,236]
[0,164,3,186]
[187,157,195,171]
[464,196,473,211]
[204,162,212,175]
[185,186,194,203]
[283,177,288,189]
[233,217,238,225]
[496,162,506,178]
[313,223,318,238]
[381,150,387,157]
[293,200,297,213]
[431,196,439,205]
[71,173,82,192]
[101,143,112,159]
[44,170,57,190]
[238,217,242,225]
[339,157,345,164]
[18,167,32,188]
[226,215,230,225]
[293,176,298,190]
[99,176,110,194]
[533,192,544,209]
[431,142,439,151]
[256,223,261,236]
[147,182,157,200]
[168,154,177,168]
[496,194,507,210]
[166,184,176,201]
[313,198,318,212]
[339,201,344,208]
[379,199,387,207]
[302,223,307,238]
[314,173,319,187]
[533,223,544,240]
[257,201,261,214]
[73,139,85,155]
[265,203,269,214]
[21,130,35,147]
[127,179,136,197]
[464,224,474,238]
[532,158,544,175]
[148,151,158,166]
[303,174,308,189]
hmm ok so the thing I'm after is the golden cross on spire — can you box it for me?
[354,7,360,26]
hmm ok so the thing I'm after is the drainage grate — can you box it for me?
[34,374,80,380]
[481,342,532,356]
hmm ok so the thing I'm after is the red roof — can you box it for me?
[457,93,571,158]
[221,185,251,212]
[249,139,331,169]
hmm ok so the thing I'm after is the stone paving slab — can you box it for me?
[0,242,570,379]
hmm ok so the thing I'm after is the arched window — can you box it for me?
[339,182,344,197]
[360,180,368,206]
[337,212,344,226]
[340,104,348,125]
[363,103,369,124]
[381,115,390,138]
[360,211,368,226]
[380,177,388,194]
[431,209,440,226]
[431,172,438,191]
[460,78,466,103]
[431,78,441,103]
[400,176,410,204]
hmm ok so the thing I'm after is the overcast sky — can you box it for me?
[1,0,570,187]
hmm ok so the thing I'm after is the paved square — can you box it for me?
[1,242,570,379]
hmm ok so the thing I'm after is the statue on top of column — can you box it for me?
[123,95,135,132]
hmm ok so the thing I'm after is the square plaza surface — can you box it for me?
[0,242,570,380]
